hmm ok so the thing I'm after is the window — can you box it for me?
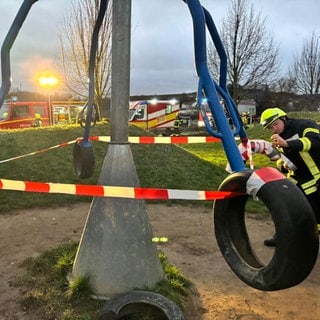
[34,105,47,116]
[165,105,172,114]
[134,108,144,119]
[12,105,29,118]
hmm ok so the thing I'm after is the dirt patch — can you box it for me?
[0,203,319,319]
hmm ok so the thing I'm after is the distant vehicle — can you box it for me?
[129,99,181,135]
[51,101,85,125]
[0,100,85,129]
[176,103,214,131]
[237,100,257,125]
[0,101,50,129]
[237,99,256,116]
[128,99,218,135]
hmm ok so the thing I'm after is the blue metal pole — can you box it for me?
[0,0,38,106]
[186,0,246,172]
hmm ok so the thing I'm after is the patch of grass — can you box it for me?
[15,243,192,319]
[152,251,192,307]
[15,242,102,320]
[66,275,92,299]
[55,248,77,277]
[131,143,228,208]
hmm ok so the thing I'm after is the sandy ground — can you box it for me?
[0,202,319,320]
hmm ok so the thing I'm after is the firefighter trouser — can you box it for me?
[305,189,320,224]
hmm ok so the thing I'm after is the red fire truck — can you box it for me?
[0,100,85,129]
[0,101,50,129]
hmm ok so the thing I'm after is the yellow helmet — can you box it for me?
[260,107,287,129]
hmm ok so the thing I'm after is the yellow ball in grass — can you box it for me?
[152,237,168,243]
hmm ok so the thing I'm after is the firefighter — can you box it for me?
[241,112,250,128]
[260,107,320,246]
[173,116,182,134]
[32,113,42,127]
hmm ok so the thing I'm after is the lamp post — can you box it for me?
[39,75,58,126]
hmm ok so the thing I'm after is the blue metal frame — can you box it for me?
[185,0,247,172]
[0,0,38,107]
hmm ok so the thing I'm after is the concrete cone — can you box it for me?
[72,144,164,298]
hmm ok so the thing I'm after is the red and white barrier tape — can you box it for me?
[90,135,221,144]
[0,139,78,164]
[0,136,220,164]
[0,178,243,200]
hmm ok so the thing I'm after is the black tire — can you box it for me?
[98,291,185,320]
[213,169,319,291]
[73,140,95,179]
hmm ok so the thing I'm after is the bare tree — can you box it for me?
[268,76,296,95]
[289,32,320,95]
[58,0,112,117]
[208,0,280,103]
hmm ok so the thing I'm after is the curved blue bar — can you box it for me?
[186,0,246,172]
[0,0,38,107]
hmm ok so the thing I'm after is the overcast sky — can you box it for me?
[0,0,319,96]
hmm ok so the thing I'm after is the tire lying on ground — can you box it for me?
[98,290,185,320]
[213,169,319,291]
[73,140,95,179]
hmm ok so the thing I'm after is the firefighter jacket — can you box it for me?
[279,118,320,195]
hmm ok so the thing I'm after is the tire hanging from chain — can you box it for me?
[213,169,319,291]
[73,0,109,178]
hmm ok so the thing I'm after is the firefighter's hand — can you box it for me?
[271,134,288,148]
[276,159,291,172]
[276,159,286,171]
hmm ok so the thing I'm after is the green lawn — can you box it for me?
[0,112,313,213]
[0,122,227,212]
[0,112,320,213]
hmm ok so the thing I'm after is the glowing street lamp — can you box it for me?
[39,75,58,126]
[39,75,58,87]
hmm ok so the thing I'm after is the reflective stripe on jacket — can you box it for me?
[280,118,320,194]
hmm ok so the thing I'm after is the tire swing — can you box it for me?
[98,291,185,320]
[213,167,319,291]
[73,0,106,179]
[73,140,95,179]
